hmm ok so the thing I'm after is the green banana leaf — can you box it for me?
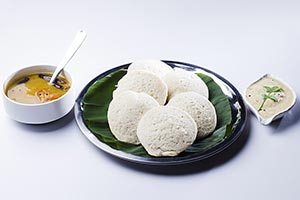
[82,69,232,157]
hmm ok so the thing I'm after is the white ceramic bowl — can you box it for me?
[2,65,75,124]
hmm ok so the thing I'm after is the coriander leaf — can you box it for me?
[271,86,284,92]
[268,95,278,102]
[263,86,273,93]
[258,85,283,112]
[261,94,268,99]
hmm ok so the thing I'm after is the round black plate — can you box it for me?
[74,61,247,165]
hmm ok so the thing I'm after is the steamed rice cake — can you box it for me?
[137,106,197,157]
[168,91,217,138]
[163,70,209,100]
[113,70,168,105]
[128,59,173,78]
[107,91,159,144]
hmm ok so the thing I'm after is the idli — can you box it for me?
[163,70,209,100]
[168,91,217,138]
[113,70,168,105]
[107,91,159,144]
[137,106,197,157]
[128,59,173,78]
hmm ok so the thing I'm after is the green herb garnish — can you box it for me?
[258,86,284,112]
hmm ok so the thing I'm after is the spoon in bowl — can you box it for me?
[49,30,87,85]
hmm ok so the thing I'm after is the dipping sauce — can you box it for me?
[6,74,71,104]
[246,75,295,120]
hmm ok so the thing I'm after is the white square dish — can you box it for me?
[244,74,296,125]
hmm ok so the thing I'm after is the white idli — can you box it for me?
[168,91,217,138]
[113,70,168,105]
[137,106,197,157]
[163,70,209,100]
[107,91,159,144]
[128,59,173,78]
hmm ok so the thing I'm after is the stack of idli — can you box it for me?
[107,59,218,157]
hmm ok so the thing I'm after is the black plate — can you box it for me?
[74,61,247,165]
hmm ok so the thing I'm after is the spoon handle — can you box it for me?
[49,30,87,84]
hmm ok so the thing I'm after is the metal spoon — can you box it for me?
[49,30,87,85]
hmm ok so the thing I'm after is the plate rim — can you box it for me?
[74,60,247,165]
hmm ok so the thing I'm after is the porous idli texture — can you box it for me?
[128,59,173,78]
[163,70,209,100]
[168,91,217,138]
[113,70,168,105]
[107,91,159,144]
[137,106,197,157]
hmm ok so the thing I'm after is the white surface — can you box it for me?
[0,0,299,200]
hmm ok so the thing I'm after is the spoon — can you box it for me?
[49,30,87,85]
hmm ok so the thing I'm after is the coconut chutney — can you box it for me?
[246,74,295,121]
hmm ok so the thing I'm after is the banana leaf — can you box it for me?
[82,69,232,157]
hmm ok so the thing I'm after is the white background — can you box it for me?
[1,0,300,199]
